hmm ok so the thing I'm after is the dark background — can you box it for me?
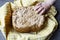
[0,0,60,40]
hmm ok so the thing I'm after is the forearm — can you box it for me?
[44,0,56,5]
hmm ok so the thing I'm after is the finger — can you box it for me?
[36,2,42,6]
[39,8,45,15]
[34,4,42,11]
[33,3,42,10]
[33,5,40,10]
[36,7,44,14]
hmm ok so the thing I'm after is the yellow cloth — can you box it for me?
[0,0,58,40]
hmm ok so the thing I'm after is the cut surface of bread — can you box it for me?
[12,6,45,32]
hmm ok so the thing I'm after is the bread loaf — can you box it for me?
[12,6,45,32]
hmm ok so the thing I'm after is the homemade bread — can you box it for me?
[12,6,45,32]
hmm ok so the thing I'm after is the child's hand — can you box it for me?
[34,2,51,15]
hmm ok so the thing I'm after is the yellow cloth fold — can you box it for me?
[0,2,12,39]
